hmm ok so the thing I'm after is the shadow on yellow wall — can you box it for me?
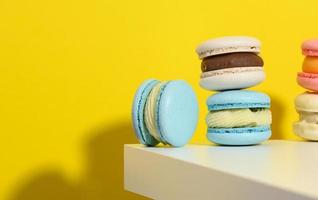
[271,96,285,139]
[9,120,148,200]
[9,96,285,200]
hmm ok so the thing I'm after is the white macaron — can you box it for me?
[196,36,264,91]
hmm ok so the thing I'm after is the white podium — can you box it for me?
[124,140,318,200]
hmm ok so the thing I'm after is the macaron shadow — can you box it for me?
[270,95,285,139]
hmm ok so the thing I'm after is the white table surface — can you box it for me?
[124,140,318,200]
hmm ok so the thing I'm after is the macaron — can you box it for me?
[294,92,318,141]
[302,39,318,56]
[196,36,265,91]
[132,79,199,147]
[297,39,318,91]
[206,90,272,145]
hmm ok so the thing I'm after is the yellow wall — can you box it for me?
[1,0,317,199]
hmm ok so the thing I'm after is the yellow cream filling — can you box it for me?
[144,81,167,141]
[206,108,271,128]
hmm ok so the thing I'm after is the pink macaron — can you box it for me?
[297,72,318,91]
[302,39,318,56]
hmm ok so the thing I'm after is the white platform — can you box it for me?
[124,140,318,200]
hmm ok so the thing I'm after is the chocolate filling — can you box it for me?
[201,52,264,72]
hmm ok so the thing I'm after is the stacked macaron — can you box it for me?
[294,39,318,141]
[196,36,272,145]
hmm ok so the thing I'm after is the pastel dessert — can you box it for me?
[297,39,318,92]
[293,92,318,141]
[302,39,318,56]
[196,36,265,91]
[206,90,272,145]
[132,79,199,147]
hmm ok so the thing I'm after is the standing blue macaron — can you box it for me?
[132,79,199,147]
[206,90,272,145]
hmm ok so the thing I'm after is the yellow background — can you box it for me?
[1,0,317,199]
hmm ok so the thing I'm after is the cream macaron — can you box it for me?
[196,36,265,91]
[294,92,318,141]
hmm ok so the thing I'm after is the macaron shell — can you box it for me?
[132,79,160,146]
[200,67,265,91]
[295,91,318,112]
[196,36,261,59]
[293,121,318,141]
[297,72,318,92]
[302,56,318,73]
[207,126,271,145]
[206,90,270,110]
[157,80,199,147]
[302,39,318,56]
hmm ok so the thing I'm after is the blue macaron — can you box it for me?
[132,79,199,147]
[206,90,271,146]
